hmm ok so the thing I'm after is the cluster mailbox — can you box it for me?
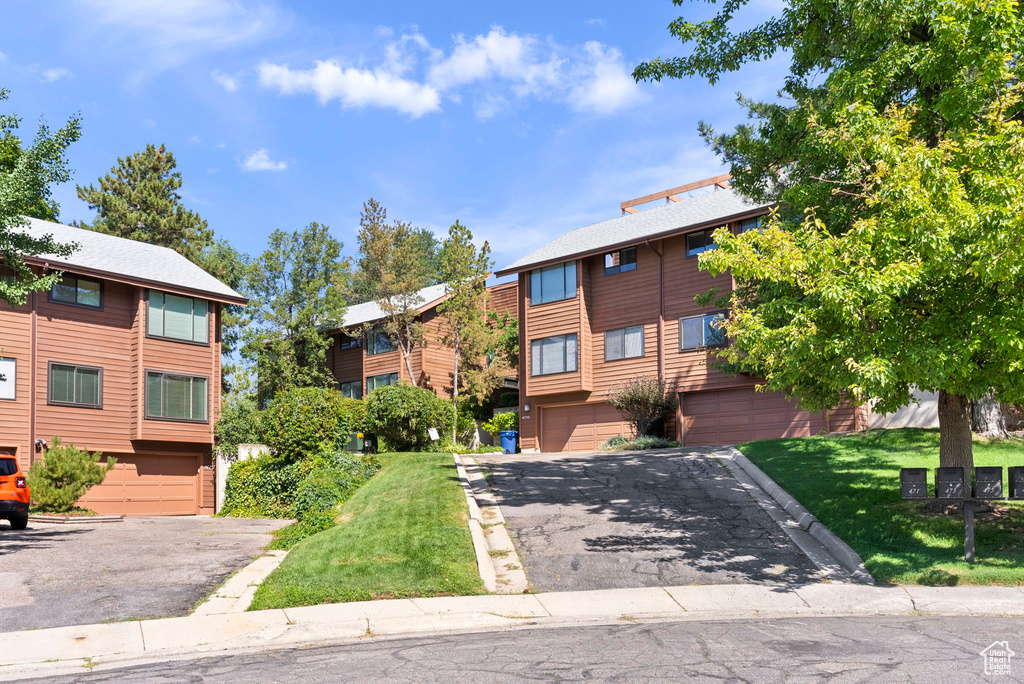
[1011,467,1024,500]
[935,467,967,499]
[899,468,928,499]
[975,466,1004,499]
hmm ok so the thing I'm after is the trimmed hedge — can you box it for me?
[263,387,353,461]
[365,382,452,452]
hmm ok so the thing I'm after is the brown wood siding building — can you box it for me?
[0,220,244,515]
[500,188,867,452]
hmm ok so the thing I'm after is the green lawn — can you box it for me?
[249,452,483,610]
[738,428,1024,586]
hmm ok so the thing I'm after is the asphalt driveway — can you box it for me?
[479,448,822,592]
[0,516,289,631]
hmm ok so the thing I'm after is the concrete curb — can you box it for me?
[461,456,529,594]
[193,550,290,615]
[3,582,1023,680]
[719,447,874,584]
[454,455,497,593]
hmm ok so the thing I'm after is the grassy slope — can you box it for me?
[250,452,483,610]
[739,428,1024,585]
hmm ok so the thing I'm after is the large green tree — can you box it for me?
[348,225,442,304]
[436,221,497,442]
[635,0,1024,469]
[76,144,213,263]
[243,223,348,405]
[0,87,81,306]
[354,199,431,383]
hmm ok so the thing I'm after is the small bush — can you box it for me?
[365,382,452,451]
[263,387,352,461]
[220,453,305,518]
[215,393,264,461]
[481,411,518,440]
[28,437,117,513]
[497,392,519,408]
[601,436,681,451]
[340,397,368,433]
[606,376,677,437]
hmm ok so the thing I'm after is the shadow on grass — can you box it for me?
[740,429,1024,586]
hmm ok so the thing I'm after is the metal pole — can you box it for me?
[964,500,975,564]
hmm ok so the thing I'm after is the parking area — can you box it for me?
[0,516,289,631]
[479,449,823,592]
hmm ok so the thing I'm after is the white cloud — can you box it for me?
[240,149,287,172]
[567,43,644,115]
[258,60,441,118]
[257,25,642,119]
[188,135,201,145]
[211,69,239,92]
[40,67,73,83]
[0,52,7,66]
[585,18,607,27]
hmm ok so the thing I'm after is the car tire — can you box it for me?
[8,514,28,530]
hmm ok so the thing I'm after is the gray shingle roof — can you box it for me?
[496,188,770,275]
[17,217,246,303]
[339,283,449,328]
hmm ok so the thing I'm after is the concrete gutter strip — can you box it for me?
[718,447,874,585]
[454,454,497,592]
[193,550,291,615]
[3,583,1023,680]
[462,456,529,594]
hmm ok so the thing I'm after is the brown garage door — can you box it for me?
[79,453,200,516]
[681,388,828,446]
[541,403,631,452]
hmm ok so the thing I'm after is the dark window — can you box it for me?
[605,326,644,361]
[530,334,578,376]
[146,371,208,422]
[147,291,209,344]
[0,459,17,476]
[686,229,718,257]
[340,380,362,399]
[367,327,398,355]
[49,275,102,309]
[0,357,15,401]
[680,312,727,350]
[604,247,637,275]
[49,363,102,408]
[738,217,762,233]
[366,373,398,392]
[339,334,362,350]
[529,261,577,305]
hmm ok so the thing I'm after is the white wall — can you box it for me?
[869,388,940,429]
[215,443,269,513]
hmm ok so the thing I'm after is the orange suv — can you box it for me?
[0,452,30,530]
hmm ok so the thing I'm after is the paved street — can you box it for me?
[0,516,288,631]
[23,615,1023,683]
[480,449,822,591]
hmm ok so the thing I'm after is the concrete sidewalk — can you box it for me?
[3,582,1023,681]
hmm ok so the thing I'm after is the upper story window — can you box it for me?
[50,275,102,309]
[146,371,208,422]
[0,357,16,401]
[49,362,102,409]
[604,247,637,276]
[339,334,362,350]
[340,380,362,399]
[530,261,577,305]
[531,333,578,376]
[367,326,398,355]
[147,291,209,344]
[680,312,727,350]
[367,373,398,392]
[686,229,718,258]
[605,326,644,362]
[738,216,762,233]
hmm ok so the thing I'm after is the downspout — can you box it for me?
[29,290,37,465]
[645,239,665,381]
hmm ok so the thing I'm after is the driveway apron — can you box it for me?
[480,449,821,592]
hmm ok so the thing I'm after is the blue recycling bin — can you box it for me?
[499,430,518,454]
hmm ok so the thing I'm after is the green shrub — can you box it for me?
[28,437,117,513]
[600,436,681,451]
[263,387,352,461]
[291,451,382,518]
[481,411,519,440]
[606,376,677,437]
[220,453,304,518]
[339,397,368,433]
[497,392,519,408]
[215,393,264,459]
[365,382,452,451]
[270,511,338,550]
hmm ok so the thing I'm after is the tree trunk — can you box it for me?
[971,393,1008,439]
[401,343,417,387]
[452,335,460,445]
[938,390,974,470]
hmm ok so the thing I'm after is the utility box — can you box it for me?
[1010,466,1024,499]
[346,432,365,452]
[899,468,928,500]
[935,467,966,499]
[974,466,1003,500]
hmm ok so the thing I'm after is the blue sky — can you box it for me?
[1,0,787,277]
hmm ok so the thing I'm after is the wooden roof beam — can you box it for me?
[620,173,733,215]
